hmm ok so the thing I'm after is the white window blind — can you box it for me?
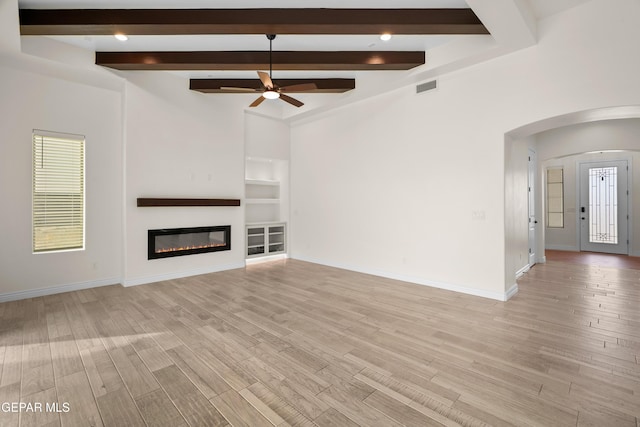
[33,131,85,253]
[546,168,564,228]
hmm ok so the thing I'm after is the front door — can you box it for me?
[579,160,629,254]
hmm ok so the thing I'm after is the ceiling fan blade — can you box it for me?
[280,83,318,92]
[279,93,304,108]
[257,71,273,89]
[249,96,266,107]
[220,87,259,93]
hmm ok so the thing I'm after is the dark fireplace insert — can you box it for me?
[148,225,231,259]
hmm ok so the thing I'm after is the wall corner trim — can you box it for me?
[0,277,121,303]
[515,264,530,279]
[505,283,519,301]
[291,255,514,302]
[122,261,245,287]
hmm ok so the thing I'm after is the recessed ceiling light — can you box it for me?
[380,33,392,41]
[114,34,128,41]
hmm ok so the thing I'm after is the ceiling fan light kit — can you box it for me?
[263,90,280,99]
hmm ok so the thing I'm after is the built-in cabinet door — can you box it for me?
[247,227,266,257]
[268,225,285,254]
[246,223,286,258]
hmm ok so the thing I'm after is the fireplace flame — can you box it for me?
[155,242,226,253]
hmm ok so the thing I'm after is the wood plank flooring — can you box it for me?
[545,249,640,270]
[0,255,639,426]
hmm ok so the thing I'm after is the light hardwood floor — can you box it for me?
[1,255,639,426]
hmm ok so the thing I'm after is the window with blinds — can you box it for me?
[33,131,85,253]
[546,168,564,228]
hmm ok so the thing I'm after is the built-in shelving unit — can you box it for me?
[245,157,288,259]
[245,179,280,204]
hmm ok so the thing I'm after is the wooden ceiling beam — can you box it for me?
[95,51,425,71]
[190,78,355,93]
[20,8,488,36]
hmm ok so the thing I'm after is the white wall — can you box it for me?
[244,113,291,251]
[0,48,252,297]
[536,119,640,255]
[245,112,290,161]
[505,135,534,286]
[0,60,124,299]
[536,119,640,160]
[0,0,19,53]
[0,23,250,296]
[290,0,640,300]
[3,0,640,302]
[123,72,247,285]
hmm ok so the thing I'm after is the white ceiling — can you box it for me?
[18,0,591,16]
[18,0,474,80]
[34,34,462,53]
[525,0,590,19]
[17,0,592,81]
[18,0,469,55]
[17,0,593,56]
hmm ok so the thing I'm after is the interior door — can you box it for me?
[528,150,536,266]
[579,160,629,254]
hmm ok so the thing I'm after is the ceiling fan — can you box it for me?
[222,34,317,108]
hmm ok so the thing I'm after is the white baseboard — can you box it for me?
[538,255,547,264]
[0,258,524,304]
[505,283,519,300]
[0,277,121,303]
[0,261,248,302]
[515,264,530,279]
[246,254,288,265]
[291,255,515,302]
[545,244,579,251]
[122,261,246,287]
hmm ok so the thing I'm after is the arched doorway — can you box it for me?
[504,106,640,288]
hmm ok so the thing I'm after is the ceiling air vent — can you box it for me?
[416,80,437,94]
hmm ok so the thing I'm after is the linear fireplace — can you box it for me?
[148,225,231,260]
